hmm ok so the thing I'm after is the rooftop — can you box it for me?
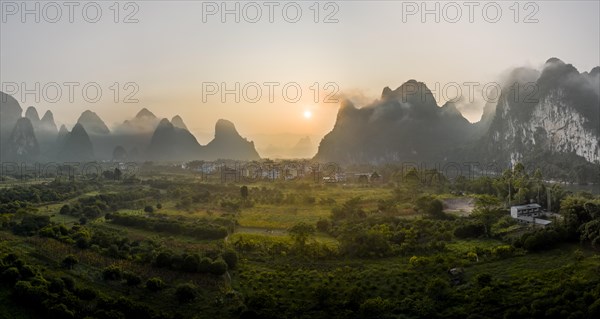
[512,204,542,210]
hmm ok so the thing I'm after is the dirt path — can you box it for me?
[235,226,287,236]
[442,197,475,216]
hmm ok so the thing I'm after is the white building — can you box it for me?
[510,204,543,218]
[510,203,552,227]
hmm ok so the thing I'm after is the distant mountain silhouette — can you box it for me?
[25,106,40,128]
[1,98,263,162]
[110,108,161,158]
[56,124,69,147]
[473,100,498,135]
[0,92,23,160]
[77,110,110,135]
[40,110,58,134]
[171,115,188,130]
[60,123,94,161]
[314,58,599,181]
[112,145,127,161]
[117,108,159,133]
[146,119,202,161]
[314,80,476,164]
[6,117,39,161]
[290,136,314,158]
[24,107,59,155]
[204,119,261,161]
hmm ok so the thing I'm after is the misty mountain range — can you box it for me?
[259,136,315,159]
[0,97,260,162]
[1,58,598,182]
[314,58,599,182]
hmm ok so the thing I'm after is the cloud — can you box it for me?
[336,88,379,108]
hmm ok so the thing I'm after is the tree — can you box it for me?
[332,197,365,220]
[175,283,197,303]
[102,265,122,281]
[471,195,502,237]
[48,278,65,293]
[316,219,331,232]
[475,273,492,287]
[209,258,228,276]
[580,220,600,248]
[415,195,445,219]
[288,222,315,250]
[240,186,249,199]
[455,223,486,239]
[403,168,422,201]
[409,256,429,268]
[61,276,75,291]
[1,267,21,285]
[83,206,101,219]
[154,251,172,268]
[426,277,450,301]
[62,255,78,269]
[221,249,238,269]
[144,205,154,214]
[146,277,165,291]
[75,287,97,300]
[182,254,200,272]
[359,297,392,319]
[123,272,142,286]
[60,204,71,215]
[114,167,123,180]
[47,303,75,319]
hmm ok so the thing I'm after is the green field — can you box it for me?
[1,166,599,319]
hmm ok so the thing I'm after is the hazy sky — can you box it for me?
[1,1,599,153]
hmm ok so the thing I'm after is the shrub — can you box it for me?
[14,280,49,304]
[48,278,65,293]
[47,303,75,319]
[359,297,393,319]
[209,258,228,276]
[475,273,492,287]
[60,204,71,215]
[409,256,429,268]
[221,249,238,270]
[454,223,486,239]
[154,251,172,268]
[61,276,75,291]
[123,272,142,286]
[316,219,331,233]
[75,287,97,300]
[1,267,21,285]
[146,277,164,291]
[102,265,122,281]
[492,245,514,259]
[198,257,213,273]
[175,283,197,303]
[62,255,79,269]
[19,265,36,279]
[182,254,200,272]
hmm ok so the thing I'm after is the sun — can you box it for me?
[303,110,312,119]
